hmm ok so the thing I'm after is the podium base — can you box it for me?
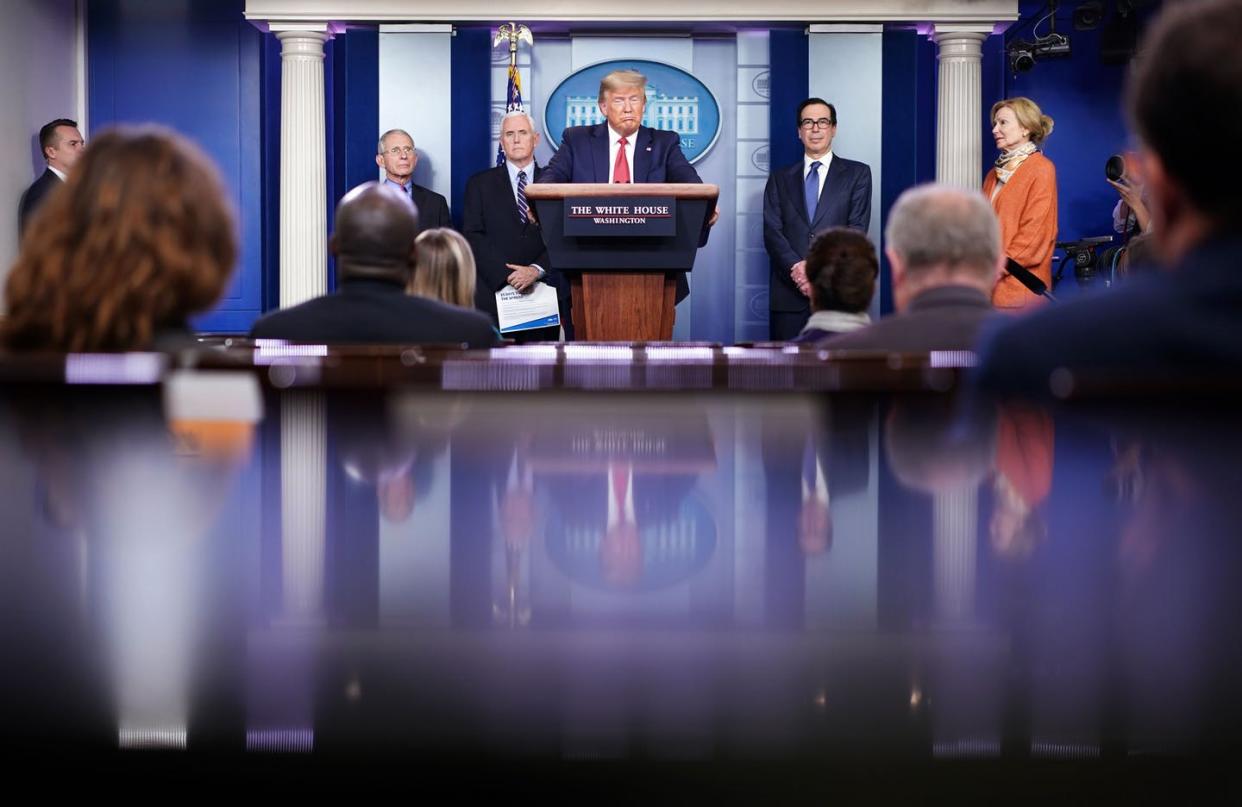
[570,272,677,341]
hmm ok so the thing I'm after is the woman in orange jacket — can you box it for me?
[983,97,1058,311]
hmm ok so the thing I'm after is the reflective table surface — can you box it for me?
[2,349,1240,797]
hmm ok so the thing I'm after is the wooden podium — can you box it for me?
[525,183,718,341]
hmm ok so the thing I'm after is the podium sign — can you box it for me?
[526,183,719,341]
[564,197,677,237]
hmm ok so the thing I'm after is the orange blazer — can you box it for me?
[983,152,1058,311]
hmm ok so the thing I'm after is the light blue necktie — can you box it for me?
[805,161,822,222]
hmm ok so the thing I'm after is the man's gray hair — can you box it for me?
[885,184,1000,279]
[377,128,413,154]
[500,109,535,129]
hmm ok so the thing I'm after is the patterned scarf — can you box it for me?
[801,309,871,336]
[993,141,1039,186]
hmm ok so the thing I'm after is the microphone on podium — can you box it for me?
[1005,258,1057,302]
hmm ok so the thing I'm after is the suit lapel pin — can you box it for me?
[646,146,652,151]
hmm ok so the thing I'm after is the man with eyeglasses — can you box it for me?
[764,97,872,341]
[539,68,710,307]
[375,128,451,230]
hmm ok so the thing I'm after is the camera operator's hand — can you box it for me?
[1108,178,1152,234]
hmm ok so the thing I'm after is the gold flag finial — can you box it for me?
[493,22,533,55]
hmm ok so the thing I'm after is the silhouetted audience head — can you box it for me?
[4,126,236,352]
[1128,0,1242,252]
[885,399,997,495]
[332,181,420,286]
[1121,232,1158,275]
[411,228,477,309]
[884,184,1002,311]
[805,227,878,314]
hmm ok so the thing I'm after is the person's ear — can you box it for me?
[885,245,905,287]
[328,233,339,257]
[1139,148,1175,239]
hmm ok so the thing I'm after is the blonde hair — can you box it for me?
[597,69,647,104]
[991,97,1054,144]
[411,228,476,308]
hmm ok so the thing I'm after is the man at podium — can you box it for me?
[539,68,704,304]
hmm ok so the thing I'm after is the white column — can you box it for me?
[932,488,979,625]
[280,391,326,624]
[932,25,991,190]
[272,24,331,308]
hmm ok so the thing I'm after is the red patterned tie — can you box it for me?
[613,136,630,184]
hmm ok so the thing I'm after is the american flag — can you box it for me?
[496,60,525,166]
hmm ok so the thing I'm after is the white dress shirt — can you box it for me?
[383,176,411,197]
[49,165,67,181]
[607,125,639,184]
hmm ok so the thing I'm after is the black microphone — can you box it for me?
[1005,258,1057,302]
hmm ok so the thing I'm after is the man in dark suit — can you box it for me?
[538,68,712,306]
[823,185,1001,352]
[463,110,570,342]
[249,182,496,347]
[18,118,85,236]
[764,98,872,340]
[974,0,1242,400]
[376,128,451,230]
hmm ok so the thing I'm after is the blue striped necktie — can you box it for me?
[516,170,529,223]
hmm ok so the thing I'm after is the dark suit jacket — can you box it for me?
[462,164,567,323]
[540,123,701,185]
[763,155,872,313]
[409,183,452,231]
[18,168,62,236]
[539,124,702,303]
[248,278,498,347]
[822,285,996,352]
[974,233,1242,400]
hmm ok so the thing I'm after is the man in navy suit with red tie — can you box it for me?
[539,68,708,305]
[764,98,872,340]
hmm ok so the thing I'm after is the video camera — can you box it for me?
[1055,236,1115,287]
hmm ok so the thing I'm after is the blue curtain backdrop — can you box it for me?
[327,28,380,292]
[451,28,492,229]
[88,0,264,332]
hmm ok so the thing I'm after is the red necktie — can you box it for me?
[613,137,630,184]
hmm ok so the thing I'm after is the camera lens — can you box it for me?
[1105,154,1126,182]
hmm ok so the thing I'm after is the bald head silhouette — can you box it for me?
[331,182,421,284]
